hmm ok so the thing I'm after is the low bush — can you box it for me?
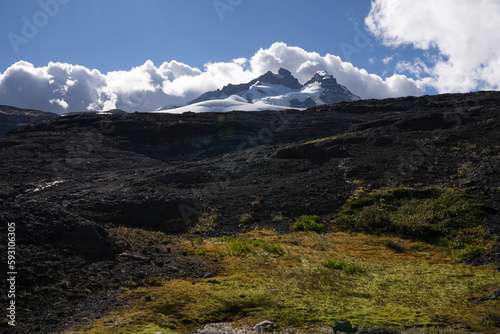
[189,209,218,234]
[333,187,491,241]
[215,236,284,256]
[291,215,325,232]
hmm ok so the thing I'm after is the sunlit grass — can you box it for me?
[68,228,499,333]
[333,187,493,243]
[291,215,325,232]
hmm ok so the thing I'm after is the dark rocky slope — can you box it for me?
[1,91,500,332]
[0,105,58,135]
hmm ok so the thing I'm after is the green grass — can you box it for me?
[214,236,285,256]
[70,229,499,334]
[333,187,492,241]
[323,259,366,274]
[291,215,325,232]
[72,190,499,334]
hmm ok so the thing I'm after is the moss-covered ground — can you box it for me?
[67,187,499,334]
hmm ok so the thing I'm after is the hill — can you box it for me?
[0,105,58,135]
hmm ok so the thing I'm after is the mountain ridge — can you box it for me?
[158,68,360,112]
[0,105,58,135]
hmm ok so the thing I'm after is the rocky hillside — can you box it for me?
[1,91,499,333]
[0,105,58,135]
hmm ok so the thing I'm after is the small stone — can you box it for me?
[252,320,276,331]
[155,332,164,334]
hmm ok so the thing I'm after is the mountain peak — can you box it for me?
[304,70,337,86]
[254,68,301,90]
[160,68,360,112]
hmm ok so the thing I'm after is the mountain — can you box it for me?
[1,91,499,333]
[154,95,293,114]
[0,105,58,135]
[157,68,360,113]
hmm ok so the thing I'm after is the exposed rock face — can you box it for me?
[0,105,58,135]
[1,91,500,332]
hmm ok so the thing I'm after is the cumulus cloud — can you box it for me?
[366,0,500,93]
[249,43,422,99]
[0,43,422,113]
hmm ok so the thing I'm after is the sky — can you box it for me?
[0,0,499,113]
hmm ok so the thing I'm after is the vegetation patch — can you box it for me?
[333,187,492,241]
[323,259,366,274]
[73,223,499,333]
[291,215,325,232]
[189,209,218,234]
[213,236,285,256]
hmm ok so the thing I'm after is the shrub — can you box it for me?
[291,215,325,232]
[333,187,491,240]
[323,259,366,274]
[215,236,284,256]
[239,213,254,224]
[189,209,218,234]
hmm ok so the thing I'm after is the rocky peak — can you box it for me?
[302,70,361,104]
[254,68,302,90]
[169,68,359,111]
[304,71,338,87]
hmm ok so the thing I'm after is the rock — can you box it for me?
[118,253,151,262]
[203,272,216,278]
[333,320,358,333]
[475,288,500,302]
[252,320,277,331]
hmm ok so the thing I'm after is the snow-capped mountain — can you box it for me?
[156,68,360,113]
[156,95,291,114]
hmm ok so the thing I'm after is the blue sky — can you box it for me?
[0,0,499,113]
[1,1,386,72]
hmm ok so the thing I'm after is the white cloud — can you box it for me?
[0,43,422,113]
[382,56,393,65]
[366,0,500,93]
[249,42,422,99]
